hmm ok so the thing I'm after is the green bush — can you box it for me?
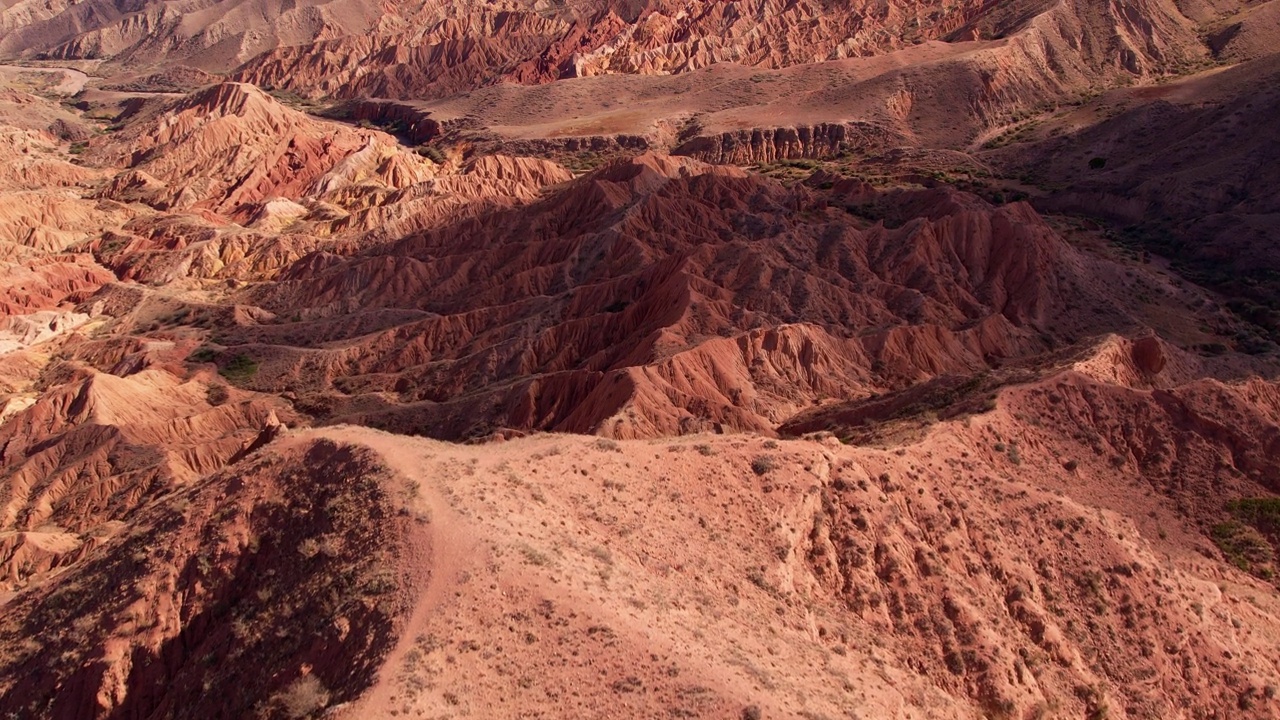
[219,354,259,385]
[1228,497,1280,534]
[189,346,218,363]
[1211,520,1275,576]
[416,146,447,164]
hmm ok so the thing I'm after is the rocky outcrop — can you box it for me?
[494,134,652,157]
[223,0,1248,104]
[234,5,572,99]
[0,310,92,355]
[0,18,1278,717]
[95,83,433,218]
[0,366,291,514]
[1131,335,1168,375]
[0,255,115,316]
[673,122,904,164]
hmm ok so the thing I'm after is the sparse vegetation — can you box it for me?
[219,354,259,385]
[7,13,1280,719]
[1212,497,1280,582]
[416,145,447,164]
[276,675,330,719]
[751,455,778,476]
[206,384,230,406]
[1211,521,1275,579]
[521,544,552,566]
[1227,497,1280,535]
[189,346,218,363]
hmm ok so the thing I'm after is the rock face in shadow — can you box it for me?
[0,438,420,720]
[1019,53,1280,342]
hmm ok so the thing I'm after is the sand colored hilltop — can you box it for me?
[3,335,1280,718]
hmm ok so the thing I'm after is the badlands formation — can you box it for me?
[0,1,1279,718]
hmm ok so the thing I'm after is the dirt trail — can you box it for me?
[309,426,480,718]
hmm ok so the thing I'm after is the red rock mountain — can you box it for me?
[0,2,1279,719]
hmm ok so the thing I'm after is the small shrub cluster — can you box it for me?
[1211,521,1275,579]
[751,455,777,476]
[1213,497,1280,582]
[416,145,447,164]
[219,354,259,385]
[189,346,218,363]
[1228,497,1280,535]
[1007,442,1022,465]
[206,384,230,406]
[276,675,330,719]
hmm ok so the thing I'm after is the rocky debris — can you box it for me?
[338,99,443,144]
[229,410,286,463]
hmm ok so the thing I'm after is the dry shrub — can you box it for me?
[277,675,330,718]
